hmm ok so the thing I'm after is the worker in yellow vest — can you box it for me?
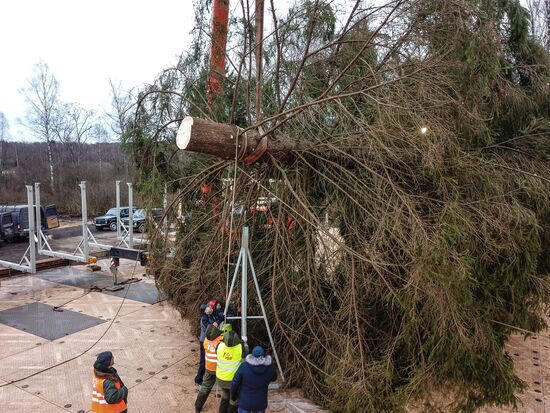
[91,351,128,413]
[195,324,224,412]
[216,330,247,413]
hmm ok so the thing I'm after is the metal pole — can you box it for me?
[26,185,36,273]
[241,226,249,340]
[80,181,89,262]
[127,182,133,248]
[223,250,243,318]
[163,183,168,237]
[116,180,121,239]
[34,183,42,251]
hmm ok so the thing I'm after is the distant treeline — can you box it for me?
[0,141,135,215]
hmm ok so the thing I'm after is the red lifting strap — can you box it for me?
[243,126,269,165]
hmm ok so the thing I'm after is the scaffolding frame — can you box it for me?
[0,185,36,273]
[35,182,93,263]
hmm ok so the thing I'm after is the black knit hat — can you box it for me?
[95,351,113,367]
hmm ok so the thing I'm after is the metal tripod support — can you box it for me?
[224,226,285,381]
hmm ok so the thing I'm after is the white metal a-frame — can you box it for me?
[115,180,133,248]
[35,182,94,263]
[0,185,36,273]
[87,180,142,251]
[114,180,149,248]
[224,226,285,381]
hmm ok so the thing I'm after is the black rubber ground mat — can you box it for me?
[101,281,165,304]
[33,269,112,289]
[33,269,163,304]
[0,302,106,340]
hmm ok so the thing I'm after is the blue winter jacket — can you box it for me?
[230,354,277,411]
[199,314,216,342]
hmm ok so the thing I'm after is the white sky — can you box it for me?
[1,0,534,142]
[0,0,196,141]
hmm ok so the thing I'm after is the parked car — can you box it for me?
[0,204,59,240]
[122,208,163,233]
[94,207,137,231]
[0,212,15,244]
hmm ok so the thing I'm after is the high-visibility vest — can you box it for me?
[216,342,243,381]
[91,377,127,413]
[204,335,223,372]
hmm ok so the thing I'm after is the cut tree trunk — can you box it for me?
[176,117,301,164]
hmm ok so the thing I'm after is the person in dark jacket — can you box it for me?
[230,346,277,413]
[195,304,218,385]
[92,351,128,413]
[213,300,225,325]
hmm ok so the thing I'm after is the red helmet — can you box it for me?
[208,299,218,309]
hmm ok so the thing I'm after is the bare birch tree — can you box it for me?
[53,103,95,165]
[90,121,110,176]
[108,79,133,139]
[527,0,550,49]
[20,61,60,192]
[0,112,9,173]
[108,80,134,178]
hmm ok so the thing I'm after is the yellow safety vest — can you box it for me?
[216,342,243,381]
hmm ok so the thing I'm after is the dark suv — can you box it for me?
[0,212,14,244]
[94,207,137,231]
[122,208,163,233]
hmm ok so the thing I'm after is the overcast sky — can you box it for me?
[0,0,196,141]
[1,0,534,142]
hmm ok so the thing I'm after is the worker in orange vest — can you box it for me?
[195,324,224,412]
[91,351,128,413]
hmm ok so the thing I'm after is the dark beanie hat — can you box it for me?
[96,351,113,367]
[224,330,240,347]
[252,346,265,358]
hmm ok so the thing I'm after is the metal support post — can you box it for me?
[116,180,121,239]
[27,185,36,273]
[80,181,89,262]
[163,183,168,237]
[34,183,42,251]
[127,182,133,249]
[110,256,120,285]
[241,226,249,339]
[224,253,242,315]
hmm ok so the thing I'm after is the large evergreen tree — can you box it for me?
[125,1,550,411]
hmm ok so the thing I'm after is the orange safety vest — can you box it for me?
[91,377,127,413]
[204,335,223,372]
